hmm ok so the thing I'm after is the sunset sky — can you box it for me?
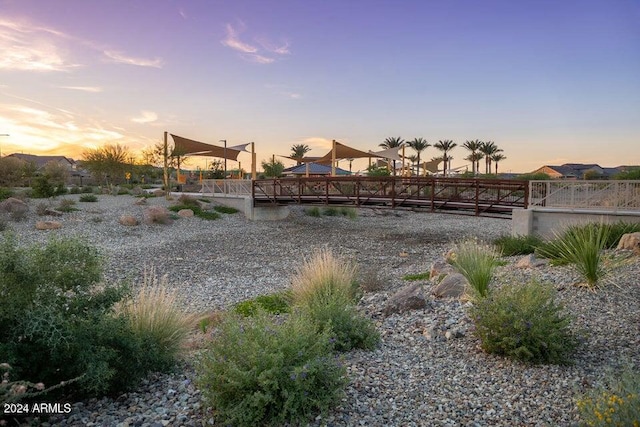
[1,0,638,173]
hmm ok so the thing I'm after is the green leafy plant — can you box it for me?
[305,206,321,217]
[57,198,78,212]
[233,291,292,316]
[469,280,578,364]
[451,240,501,300]
[577,366,640,427]
[197,311,347,427]
[322,207,339,216]
[493,234,543,256]
[0,188,14,201]
[31,176,55,198]
[168,204,220,221]
[79,194,98,202]
[213,205,239,214]
[403,272,431,281]
[536,223,612,288]
[339,207,357,219]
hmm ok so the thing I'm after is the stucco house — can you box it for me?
[530,163,628,179]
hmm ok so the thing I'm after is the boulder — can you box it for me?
[431,273,468,299]
[383,283,428,316]
[119,215,139,226]
[177,209,194,218]
[131,186,144,196]
[429,259,456,280]
[143,206,172,225]
[153,189,165,197]
[515,254,548,268]
[617,232,640,252]
[0,197,27,212]
[35,221,62,230]
[134,197,147,205]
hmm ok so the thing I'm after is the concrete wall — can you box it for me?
[209,194,290,221]
[512,208,640,238]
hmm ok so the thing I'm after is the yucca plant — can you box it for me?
[451,239,501,301]
[537,223,611,288]
[117,267,196,369]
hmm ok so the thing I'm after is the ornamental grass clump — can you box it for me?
[289,248,379,351]
[117,268,196,370]
[469,280,578,364]
[451,239,501,301]
[197,311,347,427]
[493,234,543,256]
[577,367,640,427]
[536,223,611,288]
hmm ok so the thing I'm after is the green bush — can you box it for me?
[233,291,291,316]
[339,207,357,219]
[31,176,55,198]
[197,311,347,427]
[79,194,98,202]
[0,236,182,400]
[213,205,239,214]
[536,223,611,288]
[451,240,501,300]
[403,272,430,281]
[305,206,321,217]
[57,198,78,212]
[577,366,640,426]
[322,207,339,216]
[0,188,14,201]
[493,234,543,256]
[169,204,220,221]
[469,280,577,364]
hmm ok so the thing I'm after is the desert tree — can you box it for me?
[433,140,457,177]
[82,144,131,187]
[261,158,285,178]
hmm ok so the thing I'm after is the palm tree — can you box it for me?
[462,140,483,175]
[491,153,506,174]
[433,140,457,177]
[406,154,419,176]
[407,138,430,177]
[379,136,404,176]
[479,141,501,174]
[290,144,311,165]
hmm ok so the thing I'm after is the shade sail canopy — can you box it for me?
[170,134,241,161]
[422,159,442,173]
[315,141,382,164]
[369,146,403,161]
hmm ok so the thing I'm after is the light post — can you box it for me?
[0,134,8,157]
[219,140,227,179]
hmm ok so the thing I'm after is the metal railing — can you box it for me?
[200,179,252,196]
[528,180,640,212]
[252,177,528,216]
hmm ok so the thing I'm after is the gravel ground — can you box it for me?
[3,193,639,427]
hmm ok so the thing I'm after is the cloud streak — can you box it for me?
[221,22,290,64]
[103,50,163,68]
[59,86,103,93]
[131,111,159,124]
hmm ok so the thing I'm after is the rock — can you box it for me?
[119,215,139,226]
[131,186,144,196]
[429,259,456,280]
[153,189,165,197]
[0,197,28,212]
[134,197,147,205]
[143,206,172,225]
[515,254,548,268]
[383,283,428,316]
[617,232,640,252]
[431,273,468,299]
[35,220,62,230]
[177,209,194,218]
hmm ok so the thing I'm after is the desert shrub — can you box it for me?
[57,198,78,212]
[469,280,577,364]
[79,194,98,202]
[403,272,430,281]
[197,311,347,427]
[31,176,55,199]
[536,223,611,288]
[305,206,321,217]
[116,268,196,371]
[117,188,129,195]
[195,210,220,220]
[322,207,339,216]
[451,240,501,300]
[168,204,220,221]
[339,207,357,219]
[35,202,48,216]
[577,366,640,426]
[144,206,172,225]
[177,194,200,207]
[289,249,378,351]
[0,236,181,399]
[233,291,291,316]
[358,267,387,292]
[54,183,68,196]
[213,205,239,214]
[81,186,95,194]
[69,186,81,194]
[493,234,543,256]
[0,188,14,201]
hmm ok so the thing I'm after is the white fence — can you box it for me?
[200,179,252,196]
[528,180,640,212]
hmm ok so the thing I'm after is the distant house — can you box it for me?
[530,163,632,179]
[282,163,351,177]
[7,153,77,173]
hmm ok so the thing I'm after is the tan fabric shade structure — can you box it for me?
[369,146,403,161]
[315,141,382,164]
[170,134,241,160]
[422,159,442,173]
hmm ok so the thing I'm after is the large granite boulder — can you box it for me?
[431,273,468,299]
[617,232,640,253]
[383,283,428,316]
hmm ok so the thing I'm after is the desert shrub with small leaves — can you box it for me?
[577,367,640,427]
[339,207,357,219]
[322,207,339,216]
[197,311,347,427]
[31,176,55,198]
[79,194,98,202]
[35,202,48,216]
[358,267,387,292]
[69,186,81,194]
[56,198,78,212]
[144,206,172,225]
[469,280,578,364]
[233,291,292,316]
[0,188,14,201]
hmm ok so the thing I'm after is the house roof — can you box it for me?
[283,162,351,175]
[8,153,75,169]
[537,163,630,178]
